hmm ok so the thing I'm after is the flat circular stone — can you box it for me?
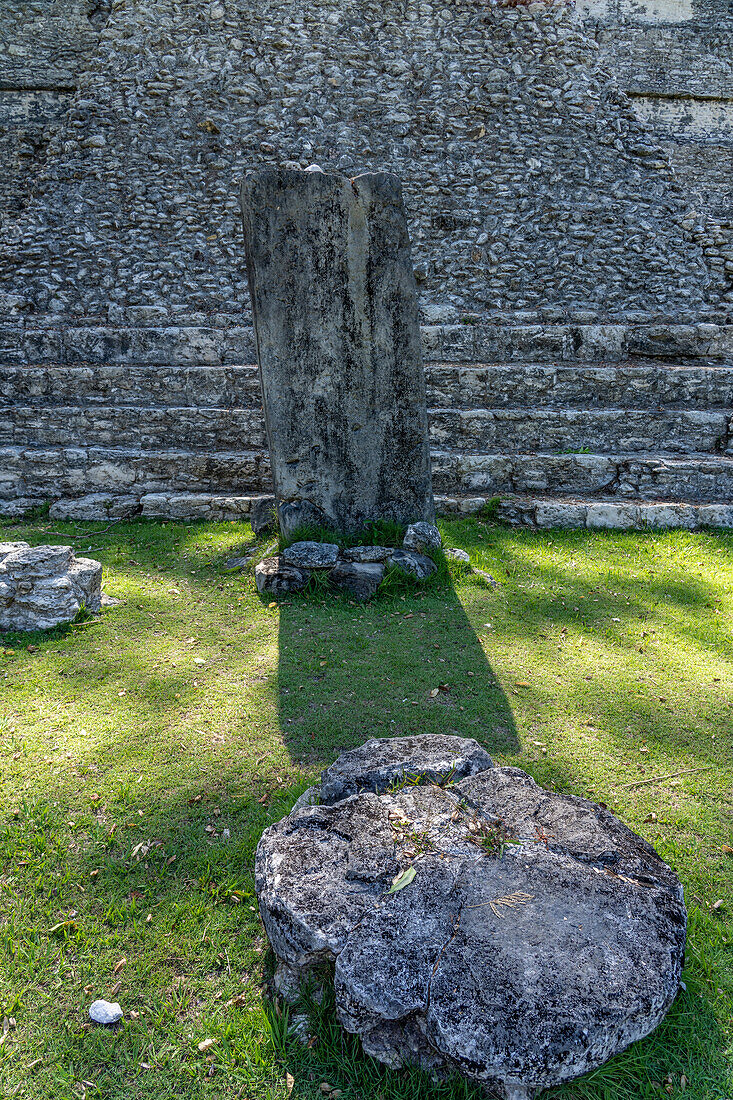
[256,738,685,1100]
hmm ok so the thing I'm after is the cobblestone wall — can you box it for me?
[0,0,730,326]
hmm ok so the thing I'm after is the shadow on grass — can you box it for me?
[273,572,519,766]
[1,517,731,1099]
[2,774,728,1100]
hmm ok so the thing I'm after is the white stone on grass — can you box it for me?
[89,1000,123,1025]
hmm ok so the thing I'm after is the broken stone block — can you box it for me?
[49,494,140,521]
[281,541,339,570]
[342,545,391,563]
[319,735,494,804]
[388,549,437,580]
[241,168,434,538]
[403,522,442,553]
[255,736,686,1100]
[254,556,308,596]
[0,543,103,632]
[250,495,278,536]
[329,561,385,602]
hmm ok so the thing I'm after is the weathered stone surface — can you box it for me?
[2,2,732,528]
[2,0,729,323]
[0,542,103,631]
[241,168,434,537]
[319,734,494,804]
[282,541,339,570]
[342,545,391,563]
[256,738,686,1100]
[329,561,385,601]
[445,547,470,564]
[388,549,437,580]
[254,556,308,596]
[403,522,442,553]
[250,495,277,536]
[49,494,140,521]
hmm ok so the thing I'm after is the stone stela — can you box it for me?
[240,167,435,538]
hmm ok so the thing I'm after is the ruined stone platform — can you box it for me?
[256,735,686,1100]
[2,319,733,528]
[0,541,103,631]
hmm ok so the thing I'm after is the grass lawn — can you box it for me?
[0,514,731,1100]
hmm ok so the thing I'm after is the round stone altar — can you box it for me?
[255,735,686,1100]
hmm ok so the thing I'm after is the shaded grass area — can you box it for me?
[0,514,731,1099]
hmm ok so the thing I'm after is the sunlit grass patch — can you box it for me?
[0,514,730,1099]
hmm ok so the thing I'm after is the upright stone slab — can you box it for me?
[240,168,434,537]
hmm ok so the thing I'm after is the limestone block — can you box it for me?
[387,549,437,580]
[585,502,641,529]
[402,522,442,553]
[638,503,699,529]
[534,501,588,528]
[0,543,102,632]
[256,737,685,1100]
[329,561,385,601]
[49,494,140,520]
[343,546,391,563]
[697,504,733,527]
[241,168,434,537]
[254,556,309,596]
[281,541,340,570]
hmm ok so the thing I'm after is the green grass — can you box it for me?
[0,514,731,1100]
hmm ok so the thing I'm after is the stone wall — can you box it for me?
[0,0,730,325]
[0,1,97,233]
[578,0,733,288]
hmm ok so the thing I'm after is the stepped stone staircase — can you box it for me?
[1,319,733,529]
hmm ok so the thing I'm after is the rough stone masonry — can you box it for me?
[241,168,435,536]
[257,735,686,1100]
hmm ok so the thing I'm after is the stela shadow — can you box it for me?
[272,570,520,770]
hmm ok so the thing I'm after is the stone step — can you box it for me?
[0,404,269,451]
[426,361,733,411]
[429,408,730,455]
[5,443,733,509]
[4,359,733,411]
[435,494,733,531]
[0,445,272,499]
[430,450,733,502]
[2,320,732,366]
[0,364,263,408]
[2,402,729,455]
[3,485,731,531]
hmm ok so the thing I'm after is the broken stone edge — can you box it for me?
[256,736,686,1099]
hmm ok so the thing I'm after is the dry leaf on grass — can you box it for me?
[198,1038,216,1052]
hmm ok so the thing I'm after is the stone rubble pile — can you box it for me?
[256,735,686,1100]
[0,542,103,632]
[254,522,452,600]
